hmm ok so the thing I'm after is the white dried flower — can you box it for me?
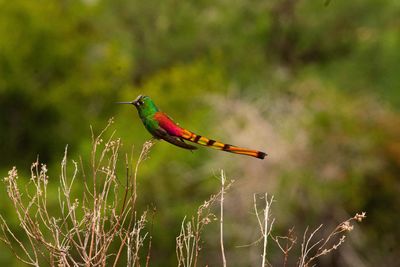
[354,212,366,222]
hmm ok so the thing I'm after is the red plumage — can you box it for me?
[154,112,184,137]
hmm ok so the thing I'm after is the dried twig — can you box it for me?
[271,227,297,267]
[253,194,275,267]
[299,212,367,267]
[176,171,234,267]
[220,170,227,267]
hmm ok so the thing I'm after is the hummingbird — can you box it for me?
[117,95,267,159]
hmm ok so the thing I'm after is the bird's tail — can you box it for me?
[181,130,267,159]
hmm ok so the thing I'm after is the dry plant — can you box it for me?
[271,227,297,267]
[176,170,234,267]
[251,193,366,267]
[298,212,367,267]
[0,119,367,267]
[254,194,276,267]
[0,119,153,267]
[176,172,366,267]
[219,170,227,267]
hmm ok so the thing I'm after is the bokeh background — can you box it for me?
[1,0,400,266]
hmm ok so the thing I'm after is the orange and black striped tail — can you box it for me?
[181,130,267,159]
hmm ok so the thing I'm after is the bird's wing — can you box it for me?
[153,128,198,150]
[154,112,184,137]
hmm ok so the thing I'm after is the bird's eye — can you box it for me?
[139,100,144,105]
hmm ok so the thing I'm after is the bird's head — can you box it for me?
[116,95,158,115]
[132,94,146,108]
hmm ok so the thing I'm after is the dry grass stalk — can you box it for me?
[176,171,234,267]
[251,194,366,267]
[0,119,153,266]
[271,227,297,267]
[219,170,227,267]
[253,194,275,267]
[299,212,367,267]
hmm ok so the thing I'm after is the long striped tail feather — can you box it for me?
[181,130,267,160]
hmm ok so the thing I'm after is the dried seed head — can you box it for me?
[354,212,366,222]
[341,221,354,232]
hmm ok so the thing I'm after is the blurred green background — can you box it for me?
[1,0,400,266]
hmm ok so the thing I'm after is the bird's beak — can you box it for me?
[115,101,134,105]
[116,95,143,106]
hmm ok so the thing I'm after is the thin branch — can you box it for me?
[220,170,227,267]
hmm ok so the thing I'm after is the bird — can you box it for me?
[117,95,267,159]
